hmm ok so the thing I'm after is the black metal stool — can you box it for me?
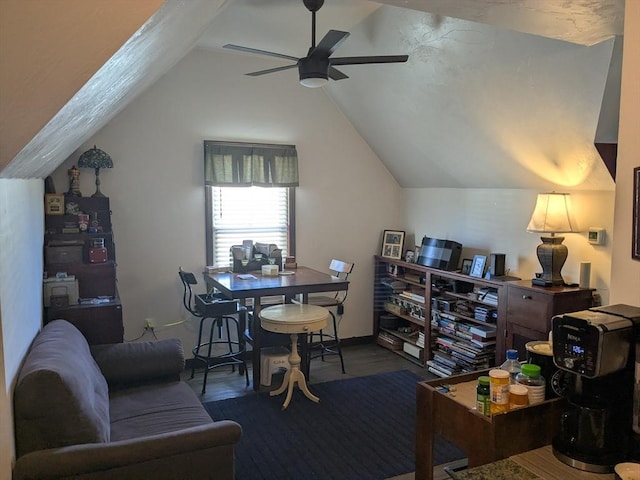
[179,269,249,395]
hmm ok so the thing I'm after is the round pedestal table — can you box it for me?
[259,304,329,409]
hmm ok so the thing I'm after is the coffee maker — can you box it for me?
[551,304,640,473]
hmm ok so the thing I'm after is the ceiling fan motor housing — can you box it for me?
[298,56,329,82]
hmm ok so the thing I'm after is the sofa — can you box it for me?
[13,319,242,480]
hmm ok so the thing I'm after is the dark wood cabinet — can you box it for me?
[44,196,123,344]
[505,280,594,358]
[46,300,123,344]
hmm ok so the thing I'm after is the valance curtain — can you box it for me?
[204,141,299,187]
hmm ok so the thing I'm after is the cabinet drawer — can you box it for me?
[507,286,553,330]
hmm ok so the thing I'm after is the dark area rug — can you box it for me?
[204,369,465,480]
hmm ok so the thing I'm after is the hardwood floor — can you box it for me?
[183,342,433,403]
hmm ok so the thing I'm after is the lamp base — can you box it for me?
[532,278,553,287]
[533,235,567,287]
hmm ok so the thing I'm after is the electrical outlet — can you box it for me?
[144,318,155,330]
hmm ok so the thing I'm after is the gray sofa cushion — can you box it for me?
[14,320,110,456]
[91,338,185,387]
[109,381,213,441]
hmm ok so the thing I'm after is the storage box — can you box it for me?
[43,277,79,307]
[261,264,279,276]
[89,247,108,263]
[403,342,424,360]
[376,331,403,350]
[384,302,406,316]
[45,244,83,264]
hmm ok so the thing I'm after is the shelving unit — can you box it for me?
[374,255,508,373]
[43,195,123,344]
[374,256,595,376]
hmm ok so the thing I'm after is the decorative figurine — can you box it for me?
[66,165,82,197]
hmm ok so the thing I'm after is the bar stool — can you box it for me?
[179,269,249,395]
[259,304,329,409]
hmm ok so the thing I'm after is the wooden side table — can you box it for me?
[260,304,329,409]
[415,371,566,480]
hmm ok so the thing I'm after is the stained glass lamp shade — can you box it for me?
[77,146,113,197]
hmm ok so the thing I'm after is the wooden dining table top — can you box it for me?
[203,266,349,300]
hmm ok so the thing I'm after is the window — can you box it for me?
[203,140,299,267]
[205,186,295,267]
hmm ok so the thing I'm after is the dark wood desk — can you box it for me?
[415,371,565,480]
[203,267,349,390]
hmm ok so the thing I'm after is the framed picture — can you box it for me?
[405,250,415,263]
[461,258,473,275]
[44,193,64,215]
[633,167,640,260]
[381,230,405,260]
[469,255,487,278]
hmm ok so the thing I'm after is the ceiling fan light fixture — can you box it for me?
[299,75,328,88]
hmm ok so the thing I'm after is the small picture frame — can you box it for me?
[469,255,487,278]
[381,230,405,260]
[405,250,415,263]
[45,193,64,215]
[461,258,473,275]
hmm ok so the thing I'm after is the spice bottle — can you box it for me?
[476,376,490,416]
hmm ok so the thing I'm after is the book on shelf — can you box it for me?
[474,306,498,323]
[476,287,498,305]
[470,338,497,348]
[427,362,454,378]
[469,323,497,338]
[399,291,425,303]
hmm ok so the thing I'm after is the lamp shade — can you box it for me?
[77,146,113,170]
[77,145,113,197]
[526,193,577,234]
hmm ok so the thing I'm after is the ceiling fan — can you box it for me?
[223,0,409,88]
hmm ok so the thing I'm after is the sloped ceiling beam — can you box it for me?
[377,0,624,46]
[0,0,228,178]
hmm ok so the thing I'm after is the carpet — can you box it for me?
[204,369,465,480]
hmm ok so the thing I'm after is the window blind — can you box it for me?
[210,186,290,267]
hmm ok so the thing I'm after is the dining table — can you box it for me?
[203,266,350,390]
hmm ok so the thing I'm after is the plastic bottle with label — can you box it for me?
[500,349,521,384]
[476,376,491,416]
[515,363,546,404]
[489,369,510,415]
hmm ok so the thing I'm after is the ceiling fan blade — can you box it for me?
[329,66,348,81]
[246,64,298,77]
[223,44,300,63]
[331,55,409,66]
[310,30,349,57]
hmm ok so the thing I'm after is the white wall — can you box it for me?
[51,48,404,349]
[0,179,45,474]
[610,1,640,303]
[405,189,614,303]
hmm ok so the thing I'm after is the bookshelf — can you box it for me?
[374,255,509,373]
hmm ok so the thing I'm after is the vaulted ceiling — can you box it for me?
[0,0,624,190]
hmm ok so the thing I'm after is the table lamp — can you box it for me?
[526,192,577,287]
[77,145,113,197]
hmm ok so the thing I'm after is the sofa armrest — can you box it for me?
[90,339,184,387]
[13,420,242,480]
